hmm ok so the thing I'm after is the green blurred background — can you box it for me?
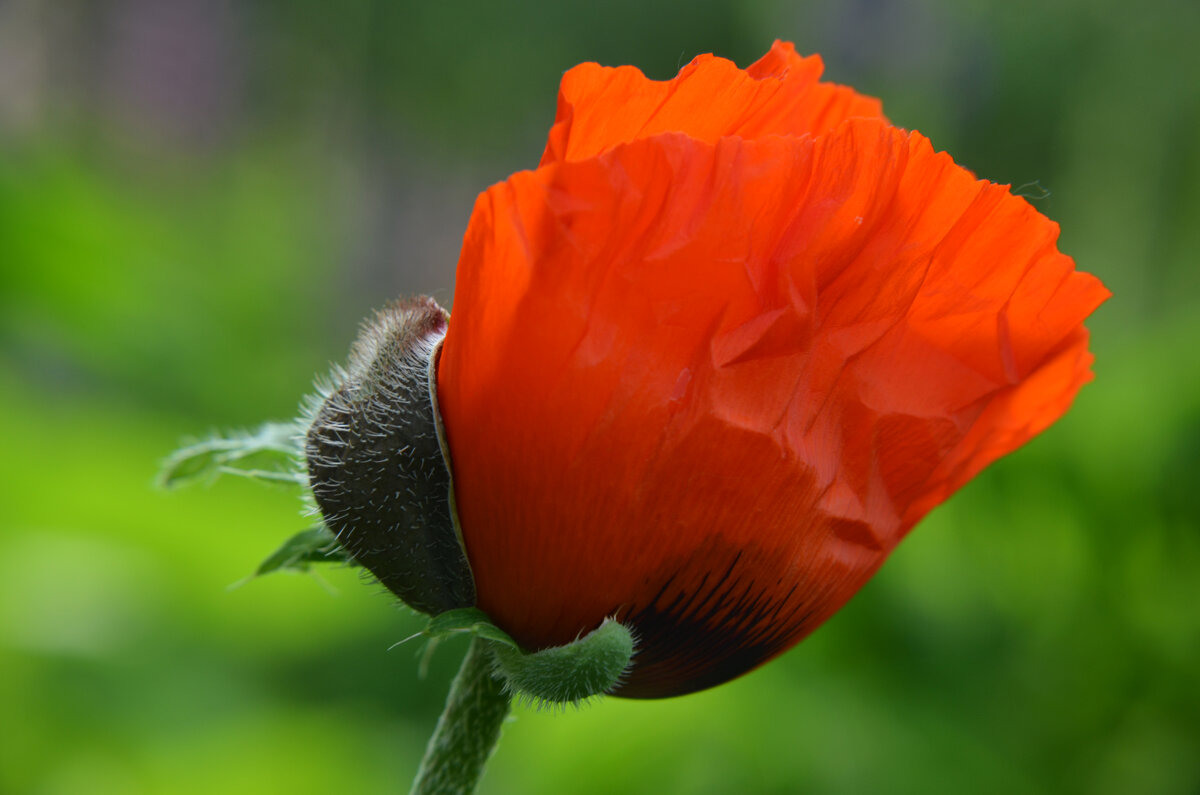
[1,0,1197,792]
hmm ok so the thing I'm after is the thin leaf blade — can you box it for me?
[255,525,352,577]
[159,421,304,489]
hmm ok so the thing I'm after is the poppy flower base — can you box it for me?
[411,615,637,794]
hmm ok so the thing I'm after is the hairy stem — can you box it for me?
[411,637,511,795]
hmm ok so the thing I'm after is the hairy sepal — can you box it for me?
[490,618,636,709]
[420,609,637,708]
[304,297,475,616]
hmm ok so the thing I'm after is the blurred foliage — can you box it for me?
[1,0,1197,793]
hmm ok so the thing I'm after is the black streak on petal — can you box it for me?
[615,544,815,698]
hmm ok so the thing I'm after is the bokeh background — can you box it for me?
[2,0,1197,792]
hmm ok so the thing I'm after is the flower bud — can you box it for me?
[304,296,474,615]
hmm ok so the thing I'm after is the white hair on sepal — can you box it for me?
[300,296,475,618]
[489,617,638,712]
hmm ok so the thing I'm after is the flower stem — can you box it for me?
[411,637,511,795]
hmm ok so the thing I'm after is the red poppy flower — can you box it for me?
[435,41,1110,698]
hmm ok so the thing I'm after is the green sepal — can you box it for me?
[159,421,304,489]
[490,618,636,708]
[421,607,520,650]
[419,610,637,706]
[254,525,353,577]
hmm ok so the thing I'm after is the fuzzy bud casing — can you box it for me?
[305,297,474,615]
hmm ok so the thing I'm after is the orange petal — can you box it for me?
[540,40,885,166]
[439,118,1108,697]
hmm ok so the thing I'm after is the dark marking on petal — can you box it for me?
[614,541,817,698]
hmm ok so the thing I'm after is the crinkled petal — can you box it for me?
[540,40,885,166]
[439,118,1109,697]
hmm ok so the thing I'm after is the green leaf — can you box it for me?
[422,607,520,650]
[255,525,352,576]
[159,421,305,489]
